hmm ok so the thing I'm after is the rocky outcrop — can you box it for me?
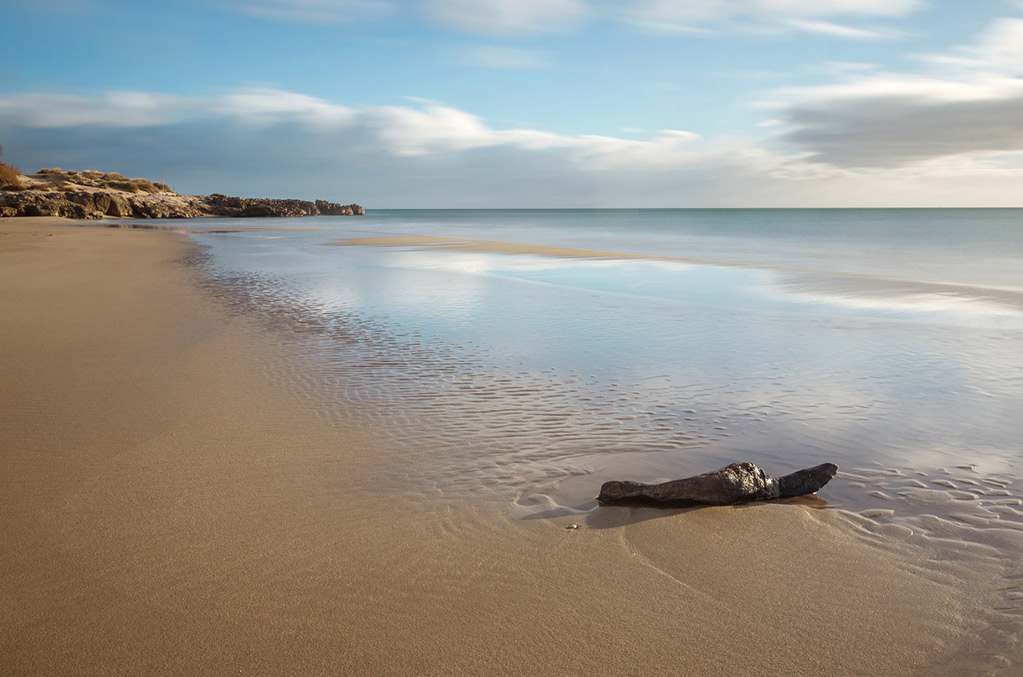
[1,190,204,219]
[0,189,364,220]
[316,200,364,216]
[0,168,363,219]
[203,194,364,217]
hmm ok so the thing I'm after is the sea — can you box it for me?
[117,207,1023,672]
[146,209,1022,519]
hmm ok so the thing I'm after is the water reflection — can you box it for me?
[369,243,1023,329]
[194,226,1023,522]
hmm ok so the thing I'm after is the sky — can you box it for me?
[2,0,1022,207]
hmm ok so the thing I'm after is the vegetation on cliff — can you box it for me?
[0,146,23,190]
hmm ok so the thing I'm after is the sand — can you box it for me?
[0,217,993,675]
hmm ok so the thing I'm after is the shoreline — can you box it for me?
[0,217,1004,674]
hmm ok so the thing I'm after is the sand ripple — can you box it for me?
[831,462,1023,673]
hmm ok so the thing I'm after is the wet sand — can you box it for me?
[0,217,997,675]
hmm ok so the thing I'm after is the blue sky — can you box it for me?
[2,0,1022,207]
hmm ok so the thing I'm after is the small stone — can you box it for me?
[566,523,578,530]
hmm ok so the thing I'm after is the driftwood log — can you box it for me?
[597,462,838,508]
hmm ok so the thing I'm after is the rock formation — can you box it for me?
[203,193,364,218]
[597,461,838,508]
[0,168,364,219]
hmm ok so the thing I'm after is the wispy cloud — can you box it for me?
[919,17,1023,73]
[366,101,690,160]
[0,87,785,192]
[221,0,923,35]
[747,0,923,17]
[0,88,355,128]
[422,0,587,35]
[3,85,1021,207]
[787,19,888,39]
[225,0,393,24]
[618,0,922,34]
[0,88,701,162]
[0,91,184,127]
[210,88,356,126]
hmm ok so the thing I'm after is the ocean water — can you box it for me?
[172,209,1023,511]
[144,209,1019,522]
[123,207,1023,672]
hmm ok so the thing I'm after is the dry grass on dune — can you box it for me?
[0,146,24,191]
[34,168,174,194]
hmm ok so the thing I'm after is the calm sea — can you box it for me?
[170,208,1022,517]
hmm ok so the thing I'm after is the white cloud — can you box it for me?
[422,0,586,35]
[217,0,922,35]
[211,88,356,126]
[787,19,886,39]
[748,0,922,16]
[770,18,1023,167]
[653,129,701,141]
[362,101,710,165]
[775,73,1023,106]
[3,86,1022,207]
[369,103,499,155]
[922,17,1023,74]
[0,88,356,129]
[0,91,184,128]
[970,17,1023,72]
[776,74,1023,166]
[619,0,922,33]
[226,0,393,23]
[0,87,944,182]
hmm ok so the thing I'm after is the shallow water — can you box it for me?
[168,210,1023,501]
[149,208,1023,671]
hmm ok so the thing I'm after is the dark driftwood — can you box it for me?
[597,462,838,508]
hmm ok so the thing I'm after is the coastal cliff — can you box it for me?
[0,167,364,219]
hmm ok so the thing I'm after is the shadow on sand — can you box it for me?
[521,494,832,529]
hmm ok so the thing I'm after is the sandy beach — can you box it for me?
[0,217,1007,675]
